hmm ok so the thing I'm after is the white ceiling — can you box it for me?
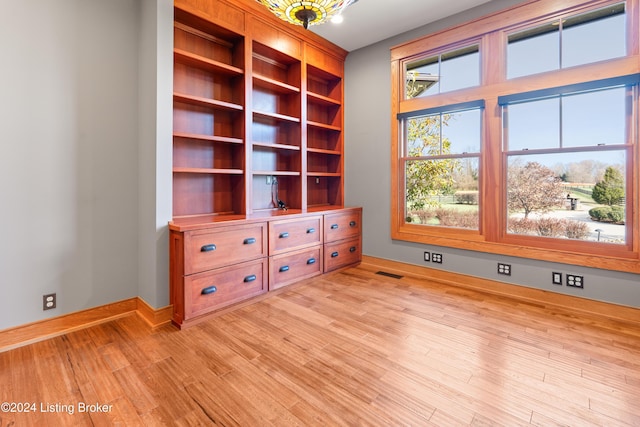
[310,0,494,51]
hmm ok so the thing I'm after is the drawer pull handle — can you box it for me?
[330,224,339,230]
[349,221,357,227]
[279,232,289,239]
[244,275,257,283]
[243,237,256,245]
[200,244,216,252]
[331,251,339,258]
[350,246,357,252]
[307,258,316,265]
[307,228,315,233]
[201,285,217,295]
[279,265,290,273]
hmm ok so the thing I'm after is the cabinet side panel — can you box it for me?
[170,231,186,325]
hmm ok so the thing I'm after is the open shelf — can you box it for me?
[252,145,301,174]
[174,101,244,140]
[307,126,341,152]
[173,132,243,145]
[307,175,343,208]
[252,114,300,148]
[174,49,244,76]
[253,110,300,123]
[173,173,244,217]
[253,42,301,89]
[174,93,243,112]
[173,167,244,174]
[174,10,244,70]
[253,74,300,94]
[307,151,341,175]
[253,141,301,151]
[251,174,302,212]
[174,134,243,169]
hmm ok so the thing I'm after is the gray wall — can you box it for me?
[343,0,640,308]
[0,0,173,330]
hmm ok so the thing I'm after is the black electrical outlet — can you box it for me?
[566,274,584,288]
[497,263,511,276]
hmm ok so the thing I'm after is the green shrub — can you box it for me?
[589,206,625,224]
[588,207,610,221]
[454,191,478,205]
[608,206,625,223]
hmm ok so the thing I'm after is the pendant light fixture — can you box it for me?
[255,0,358,29]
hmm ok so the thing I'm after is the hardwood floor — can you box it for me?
[2,265,640,426]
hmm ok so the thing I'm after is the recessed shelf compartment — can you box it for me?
[173,55,244,107]
[252,114,300,148]
[307,175,343,208]
[307,64,341,101]
[307,95,341,128]
[253,42,301,89]
[252,145,301,174]
[173,173,244,217]
[173,134,244,172]
[174,11,244,70]
[307,151,341,175]
[251,174,301,212]
[308,126,341,152]
[174,102,244,140]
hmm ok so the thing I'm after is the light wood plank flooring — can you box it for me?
[2,265,640,426]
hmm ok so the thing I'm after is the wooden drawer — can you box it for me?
[183,222,268,275]
[184,258,268,320]
[324,209,362,243]
[269,216,322,255]
[269,246,322,291]
[324,237,361,273]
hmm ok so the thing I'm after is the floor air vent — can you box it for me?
[375,271,404,279]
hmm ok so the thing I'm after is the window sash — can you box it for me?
[497,74,640,105]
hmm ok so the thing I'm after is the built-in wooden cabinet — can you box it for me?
[169,0,360,328]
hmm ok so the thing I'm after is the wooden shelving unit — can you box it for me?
[169,0,359,328]
[172,8,246,219]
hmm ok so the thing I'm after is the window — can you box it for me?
[405,45,480,99]
[507,3,626,79]
[391,0,640,272]
[401,103,482,229]
[502,81,633,245]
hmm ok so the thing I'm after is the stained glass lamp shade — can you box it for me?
[256,0,357,29]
